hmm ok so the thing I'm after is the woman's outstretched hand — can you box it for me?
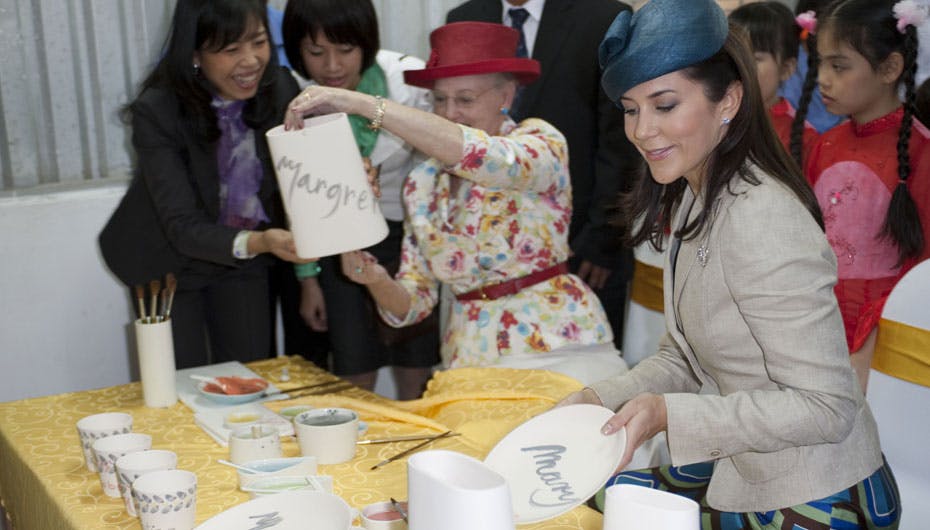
[285,86,363,130]
[340,250,412,319]
[249,229,314,263]
[340,250,389,285]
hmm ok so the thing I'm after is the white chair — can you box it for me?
[867,259,930,529]
[621,241,668,367]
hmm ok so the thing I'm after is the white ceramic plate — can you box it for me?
[176,362,284,413]
[194,491,354,530]
[197,380,267,405]
[483,404,626,524]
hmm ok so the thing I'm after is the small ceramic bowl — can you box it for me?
[236,456,319,488]
[223,411,263,430]
[278,405,314,422]
[197,381,266,405]
[361,500,409,529]
[240,474,333,499]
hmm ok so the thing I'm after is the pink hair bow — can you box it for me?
[893,0,928,33]
[796,10,817,38]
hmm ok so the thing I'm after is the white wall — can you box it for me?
[0,184,133,402]
[0,1,172,190]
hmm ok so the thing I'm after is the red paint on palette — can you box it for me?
[367,511,404,521]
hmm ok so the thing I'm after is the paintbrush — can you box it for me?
[390,497,408,523]
[134,285,147,321]
[158,288,167,323]
[357,432,461,445]
[231,379,347,400]
[148,279,160,323]
[285,382,354,399]
[164,273,177,320]
[269,379,344,396]
[370,430,455,470]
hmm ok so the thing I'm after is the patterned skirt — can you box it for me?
[594,459,900,529]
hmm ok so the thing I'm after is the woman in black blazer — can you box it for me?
[100,0,308,369]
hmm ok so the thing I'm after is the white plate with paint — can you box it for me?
[194,490,355,530]
[483,404,626,524]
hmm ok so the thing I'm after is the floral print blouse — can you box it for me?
[378,117,612,367]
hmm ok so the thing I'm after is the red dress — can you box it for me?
[805,107,930,351]
[769,97,818,163]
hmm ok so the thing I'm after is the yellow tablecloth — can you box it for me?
[0,356,603,529]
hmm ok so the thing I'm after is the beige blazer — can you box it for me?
[591,166,883,512]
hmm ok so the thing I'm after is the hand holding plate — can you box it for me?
[601,392,667,473]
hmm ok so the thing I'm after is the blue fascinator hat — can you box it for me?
[599,0,728,103]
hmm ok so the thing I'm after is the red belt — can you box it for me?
[456,262,569,301]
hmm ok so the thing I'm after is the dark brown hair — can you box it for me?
[282,0,380,81]
[129,0,278,141]
[623,24,823,251]
[730,2,803,167]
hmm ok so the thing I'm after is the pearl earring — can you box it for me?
[722,117,731,125]
[500,107,509,115]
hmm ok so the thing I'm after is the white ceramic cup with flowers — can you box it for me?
[92,432,152,497]
[115,449,178,517]
[132,469,197,530]
[76,412,132,472]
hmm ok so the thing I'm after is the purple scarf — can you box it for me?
[213,98,269,229]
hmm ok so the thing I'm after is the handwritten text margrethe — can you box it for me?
[278,155,378,219]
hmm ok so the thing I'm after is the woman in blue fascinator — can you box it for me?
[559,0,900,527]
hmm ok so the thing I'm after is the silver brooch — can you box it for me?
[697,245,710,267]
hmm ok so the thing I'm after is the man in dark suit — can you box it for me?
[447,0,637,347]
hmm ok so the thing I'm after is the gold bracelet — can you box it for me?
[368,95,385,130]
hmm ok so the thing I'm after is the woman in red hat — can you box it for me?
[285,21,621,374]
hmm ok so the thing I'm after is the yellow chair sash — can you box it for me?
[630,259,664,313]
[872,318,930,388]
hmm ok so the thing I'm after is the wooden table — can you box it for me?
[0,356,602,529]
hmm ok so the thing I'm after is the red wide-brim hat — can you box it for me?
[404,22,541,88]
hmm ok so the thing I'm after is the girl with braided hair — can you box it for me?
[784,0,845,137]
[729,2,819,167]
[802,0,930,390]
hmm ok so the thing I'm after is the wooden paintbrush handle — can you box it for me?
[134,285,147,321]
[370,430,455,470]
[148,280,160,323]
[164,273,177,319]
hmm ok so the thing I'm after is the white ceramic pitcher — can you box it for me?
[407,450,514,530]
